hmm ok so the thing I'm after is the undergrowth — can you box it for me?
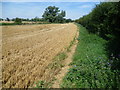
[61,24,120,88]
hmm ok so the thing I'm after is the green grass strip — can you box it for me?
[61,24,120,88]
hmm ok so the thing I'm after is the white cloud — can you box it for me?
[79,5,93,8]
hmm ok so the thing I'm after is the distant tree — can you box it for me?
[30,17,42,22]
[11,18,15,21]
[0,18,3,21]
[6,18,10,21]
[34,17,40,22]
[21,18,28,21]
[39,18,44,22]
[31,18,34,21]
[14,18,22,24]
[42,6,66,23]
[66,19,73,23]
[26,18,29,21]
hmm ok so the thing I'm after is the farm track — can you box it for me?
[2,23,77,88]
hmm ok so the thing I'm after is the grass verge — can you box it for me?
[61,24,120,88]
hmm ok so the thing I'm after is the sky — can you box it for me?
[1,2,101,20]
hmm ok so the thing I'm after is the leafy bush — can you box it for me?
[75,2,120,73]
[76,2,120,37]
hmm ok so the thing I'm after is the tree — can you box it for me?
[34,16,40,22]
[14,18,22,24]
[26,18,29,21]
[42,6,66,23]
[66,19,73,23]
[11,18,15,21]
[6,18,10,21]
[0,18,3,21]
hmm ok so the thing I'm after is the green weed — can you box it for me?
[61,24,120,88]
[33,79,56,88]
[48,52,67,70]
[34,80,45,88]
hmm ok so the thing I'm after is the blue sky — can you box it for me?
[1,2,100,20]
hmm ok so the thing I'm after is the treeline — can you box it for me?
[0,17,45,22]
[75,2,120,71]
[0,6,73,25]
[0,17,72,24]
[75,2,120,37]
[0,17,46,25]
